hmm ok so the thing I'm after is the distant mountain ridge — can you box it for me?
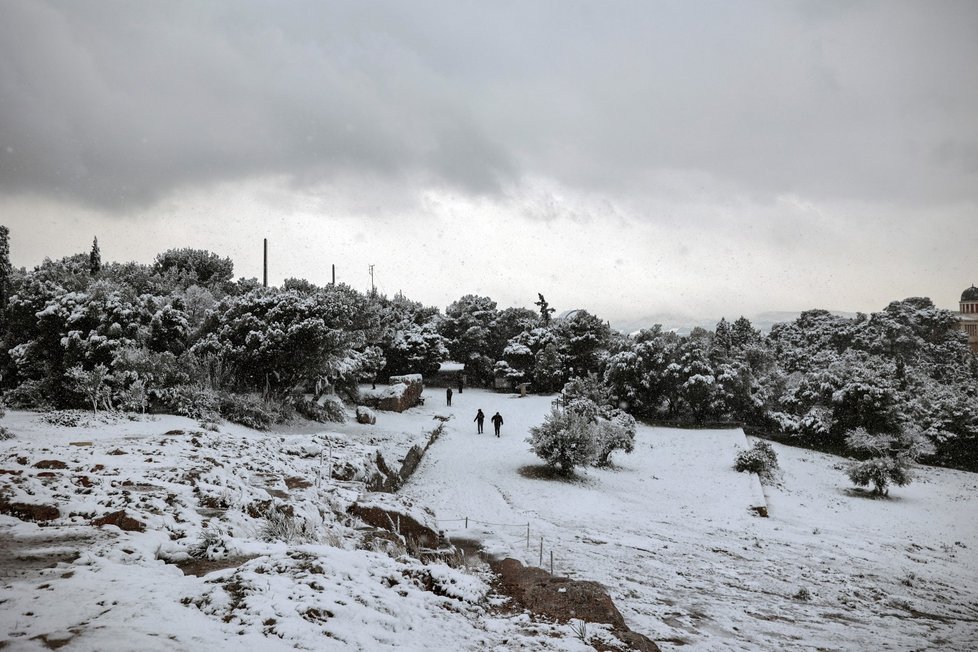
[611,310,860,336]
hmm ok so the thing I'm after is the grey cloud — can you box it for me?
[0,0,976,212]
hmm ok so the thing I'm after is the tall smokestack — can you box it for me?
[332,264,335,285]
[263,238,268,288]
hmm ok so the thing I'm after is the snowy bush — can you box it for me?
[260,510,319,544]
[156,385,220,420]
[734,440,781,484]
[560,375,636,466]
[64,364,113,412]
[526,407,597,476]
[188,530,228,560]
[355,406,377,425]
[297,395,347,423]
[0,426,13,440]
[592,414,636,467]
[2,380,53,410]
[40,410,91,427]
[844,427,935,497]
[219,392,274,430]
[847,457,911,496]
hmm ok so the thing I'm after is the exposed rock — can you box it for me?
[284,476,312,490]
[378,374,424,412]
[348,493,440,549]
[0,500,60,522]
[490,557,660,652]
[92,510,146,532]
[33,459,68,469]
[356,406,377,425]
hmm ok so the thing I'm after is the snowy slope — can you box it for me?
[2,389,977,651]
[400,389,978,651]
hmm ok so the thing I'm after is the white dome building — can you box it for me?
[958,285,978,352]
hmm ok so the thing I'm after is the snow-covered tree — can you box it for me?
[535,293,555,325]
[0,225,11,311]
[153,248,234,292]
[89,237,102,275]
[844,426,935,496]
[533,342,565,393]
[193,285,376,396]
[526,407,598,475]
[553,309,611,379]
[560,374,636,466]
[439,294,499,385]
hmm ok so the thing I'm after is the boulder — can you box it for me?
[356,406,377,424]
[348,493,440,548]
[0,500,60,522]
[490,557,660,652]
[92,510,146,532]
[378,374,424,412]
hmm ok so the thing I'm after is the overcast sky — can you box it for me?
[1,0,976,328]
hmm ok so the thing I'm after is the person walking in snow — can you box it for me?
[491,411,503,437]
[474,409,485,434]
[446,387,453,406]
[458,376,464,394]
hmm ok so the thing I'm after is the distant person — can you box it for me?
[446,387,453,406]
[458,376,464,394]
[491,411,503,437]
[474,409,485,434]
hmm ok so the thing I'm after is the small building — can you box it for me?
[958,285,978,353]
[429,361,465,388]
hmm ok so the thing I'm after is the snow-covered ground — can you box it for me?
[2,388,977,650]
[402,389,978,651]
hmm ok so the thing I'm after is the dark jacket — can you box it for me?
[491,413,503,426]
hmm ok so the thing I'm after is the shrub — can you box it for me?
[844,427,934,497]
[592,412,637,466]
[3,380,54,411]
[218,393,273,430]
[734,440,781,484]
[260,510,318,543]
[560,375,637,466]
[846,457,912,496]
[156,385,219,420]
[297,395,346,423]
[526,407,597,476]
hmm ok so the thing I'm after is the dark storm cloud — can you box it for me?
[1,0,976,211]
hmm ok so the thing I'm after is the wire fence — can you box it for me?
[435,515,568,575]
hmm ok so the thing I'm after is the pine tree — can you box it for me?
[535,293,555,325]
[89,236,102,275]
[714,317,733,355]
[0,225,11,310]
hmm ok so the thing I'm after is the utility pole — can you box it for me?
[369,264,375,295]
[331,264,335,285]
[263,238,268,288]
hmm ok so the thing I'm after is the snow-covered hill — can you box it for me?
[2,390,977,650]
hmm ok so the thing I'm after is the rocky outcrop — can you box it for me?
[348,493,440,549]
[356,406,377,424]
[0,500,60,522]
[377,374,424,412]
[490,557,660,652]
[92,510,146,532]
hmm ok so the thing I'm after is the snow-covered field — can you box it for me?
[2,388,977,650]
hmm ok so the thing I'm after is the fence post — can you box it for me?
[465,516,468,529]
[539,538,543,566]
[526,523,530,549]
[550,550,554,575]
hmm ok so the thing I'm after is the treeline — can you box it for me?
[0,229,975,469]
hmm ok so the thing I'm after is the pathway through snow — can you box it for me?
[400,389,978,651]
